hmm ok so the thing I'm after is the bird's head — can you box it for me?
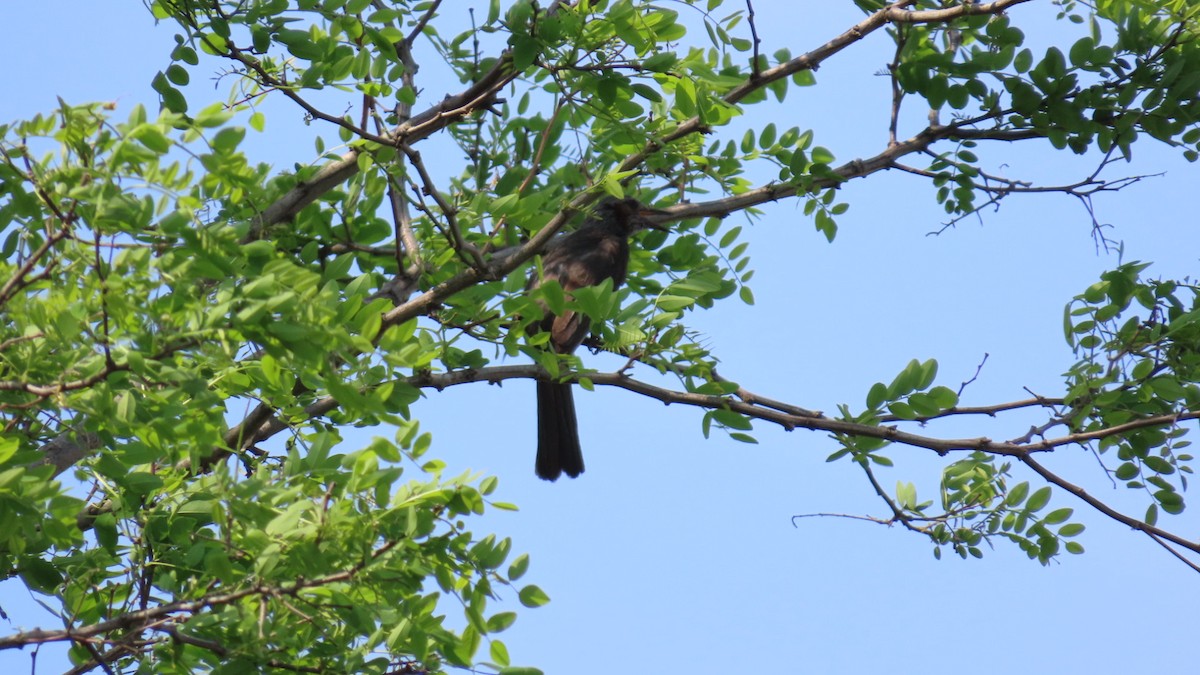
[594,197,669,235]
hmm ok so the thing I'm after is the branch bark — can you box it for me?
[209,364,1200,556]
[0,540,400,651]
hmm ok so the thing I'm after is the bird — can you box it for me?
[528,197,665,481]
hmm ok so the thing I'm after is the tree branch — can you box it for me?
[1020,453,1199,554]
[0,540,401,651]
[179,363,1196,559]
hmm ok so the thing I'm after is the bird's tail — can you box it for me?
[535,381,584,480]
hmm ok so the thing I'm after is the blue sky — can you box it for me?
[2,2,1198,673]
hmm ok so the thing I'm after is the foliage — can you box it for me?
[2,0,1200,671]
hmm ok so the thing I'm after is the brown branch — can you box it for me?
[792,511,899,527]
[746,0,762,78]
[0,341,198,397]
[162,627,322,673]
[891,0,1030,23]
[859,460,929,534]
[879,396,1065,424]
[401,146,482,268]
[404,0,443,46]
[613,0,1028,178]
[372,0,426,279]
[0,540,401,650]
[240,0,1037,384]
[0,227,68,307]
[0,145,78,307]
[202,28,392,146]
[1144,532,1200,573]
[174,362,1200,562]
[241,52,517,243]
[1020,453,1200,554]
[887,23,908,147]
[220,365,1194,469]
[375,103,1028,346]
[0,331,44,351]
[80,639,117,675]
[384,169,423,276]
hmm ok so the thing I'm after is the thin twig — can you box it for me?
[746,0,762,78]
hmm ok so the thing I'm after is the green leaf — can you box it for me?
[116,392,137,423]
[738,286,755,305]
[866,382,888,409]
[508,554,530,581]
[490,640,511,666]
[674,78,697,116]
[719,226,742,248]
[927,386,958,409]
[915,359,938,390]
[511,34,539,71]
[1025,486,1052,513]
[711,408,753,430]
[1143,455,1175,475]
[1005,481,1030,507]
[487,612,517,633]
[643,52,677,72]
[1058,523,1085,537]
[165,64,190,86]
[1042,508,1073,525]
[759,123,777,148]
[18,557,64,593]
[151,72,187,113]
[537,279,565,315]
[518,585,550,608]
[1115,462,1139,481]
[1069,37,1094,67]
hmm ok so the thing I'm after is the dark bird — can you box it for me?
[529,197,664,481]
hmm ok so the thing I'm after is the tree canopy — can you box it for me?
[2,0,1200,672]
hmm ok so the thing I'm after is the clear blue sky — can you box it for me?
[2,2,1198,674]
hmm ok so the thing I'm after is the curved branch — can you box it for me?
[206,363,1197,558]
[243,54,518,242]
[242,365,1197,466]
[1020,453,1200,554]
[616,0,1031,177]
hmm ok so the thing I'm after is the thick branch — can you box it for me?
[243,55,517,242]
[230,365,1196,467]
[614,0,1029,175]
[196,363,1198,559]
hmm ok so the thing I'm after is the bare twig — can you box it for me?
[887,24,908,147]
[958,353,989,397]
[746,0,762,78]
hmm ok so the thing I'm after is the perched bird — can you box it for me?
[529,197,665,481]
